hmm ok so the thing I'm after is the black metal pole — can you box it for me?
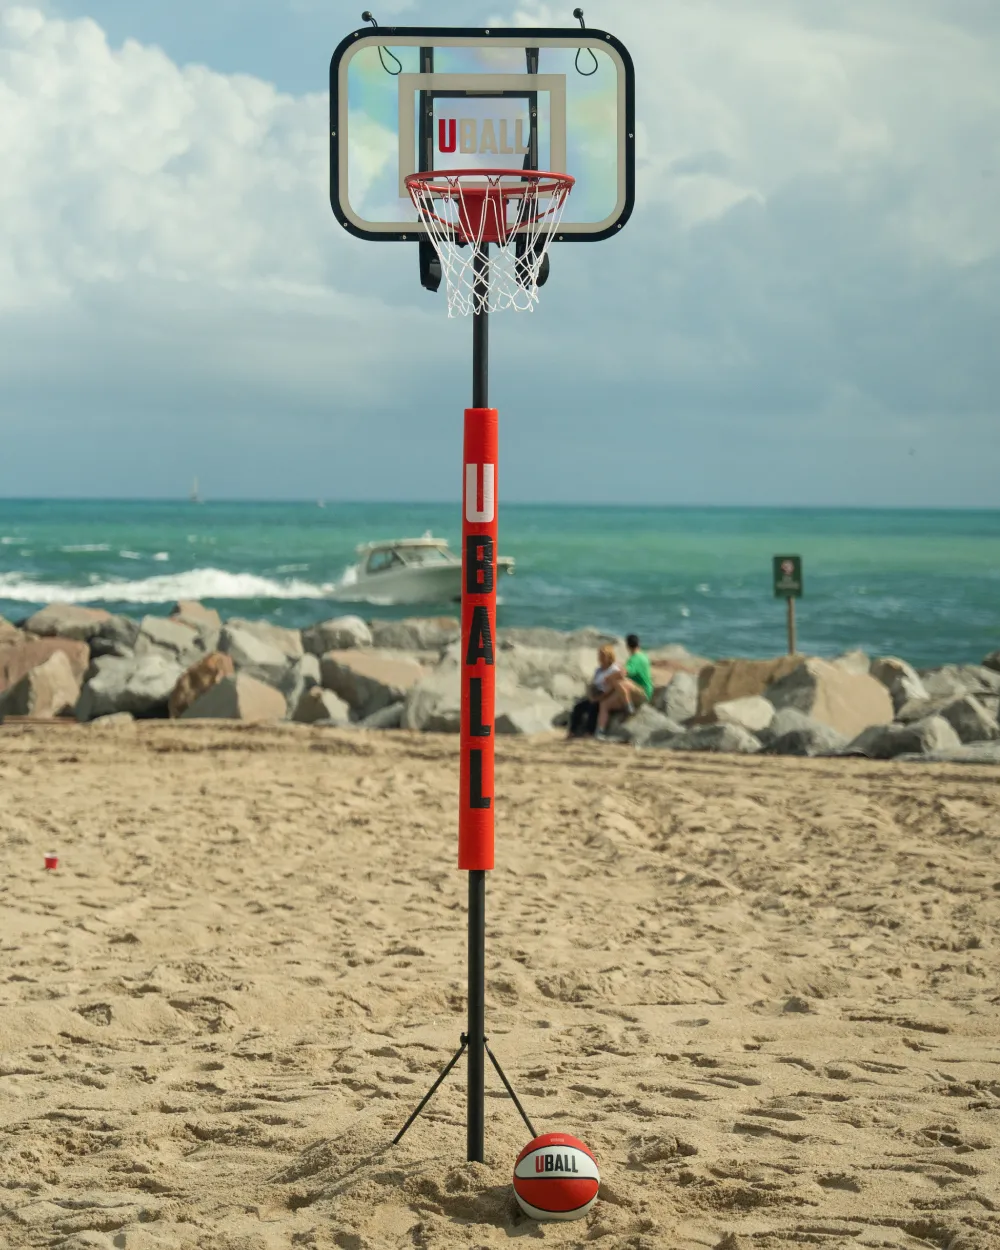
[467,243,489,1164]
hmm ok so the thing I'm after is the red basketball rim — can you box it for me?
[406,169,575,244]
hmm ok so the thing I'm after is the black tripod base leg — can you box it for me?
[392,1040,468,1146]
[484,1040,538,1140]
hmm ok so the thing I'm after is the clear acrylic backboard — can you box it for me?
[330,26,635,243]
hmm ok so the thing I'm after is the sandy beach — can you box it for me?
[1,721,998,1249]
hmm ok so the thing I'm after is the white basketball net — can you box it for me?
[406,171,574,317]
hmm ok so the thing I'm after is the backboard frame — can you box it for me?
[329,25,635,244]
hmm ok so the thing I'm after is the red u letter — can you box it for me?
[439,118,457,153]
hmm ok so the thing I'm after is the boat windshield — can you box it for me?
[399,546,457,567]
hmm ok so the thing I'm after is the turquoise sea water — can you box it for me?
[0,501,997,668]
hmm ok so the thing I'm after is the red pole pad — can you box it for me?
[459,407,498,871]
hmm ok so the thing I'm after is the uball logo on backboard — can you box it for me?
[439,118,530,156]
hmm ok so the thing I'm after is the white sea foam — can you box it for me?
[0,568,334,604]
[61,544,111,553]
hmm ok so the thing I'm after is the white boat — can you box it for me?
[330,533,514,605]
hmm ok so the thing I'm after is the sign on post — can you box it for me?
[772,556,802,655]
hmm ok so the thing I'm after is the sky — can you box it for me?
[0,0,998,505]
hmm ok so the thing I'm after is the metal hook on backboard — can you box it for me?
[572,9,599,75]
[361,11,402,74]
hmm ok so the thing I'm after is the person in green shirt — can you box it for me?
[625,634,654,703]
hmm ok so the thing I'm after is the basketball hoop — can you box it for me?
[406,169,575,316]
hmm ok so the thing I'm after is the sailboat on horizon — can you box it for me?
[190,477,203,504]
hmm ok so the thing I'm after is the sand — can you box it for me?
[1,720,998,1250]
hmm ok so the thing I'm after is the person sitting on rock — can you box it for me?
[568,644,622,738]
[595,637,651,739]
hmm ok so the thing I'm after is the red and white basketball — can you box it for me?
[512,1133,600,1221]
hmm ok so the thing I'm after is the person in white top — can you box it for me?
[568,644,631,739]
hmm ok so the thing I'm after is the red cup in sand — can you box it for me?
[44,853,58,871]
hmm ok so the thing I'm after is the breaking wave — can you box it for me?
[0,568,334,605]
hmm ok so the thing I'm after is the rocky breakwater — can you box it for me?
[1,603,998,762]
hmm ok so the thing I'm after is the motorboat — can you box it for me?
[330,533,514,604]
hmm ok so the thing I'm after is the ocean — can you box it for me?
[0,500,997,669]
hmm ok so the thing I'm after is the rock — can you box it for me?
[88,712,136,731]
[765,659,893,739]
[653,669,699,724]
[919,665,1000,701]
[714,695,774,734]
[278,653,321,715]
[758,706,818,745]
[897,742,1000,764]
[168,652,236,718]
[765,722,848,757]
[219,626,293,686]
[22,603,112,640]
[180,673,287,721]
[830,650,871,675]
[321,650,426,719]
[647,643,712,669]
[1,636,90,693]
[611,704,684,747]
[225,618,303,660]
[0,615,22,643]
[370,617,460,651]
[292,686,351,725]
[494,686,562,735]
[357,701,406,730]
[134,616,207,667]
[497,643,593,701]
[170,600,223,630]
[89,614,141,659]
[934,694,1000,744]
[870,656,929,712]
[404,664,461,732]
[76,654,184,721]
[0,651,80,718]
[845,715,962,759]
[302,615,373,655]
[663,723,762,754]
[696,656,803,722]
[498,626,621,652]
[983,651,1000,674]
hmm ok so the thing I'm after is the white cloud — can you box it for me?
[0,2,998,502]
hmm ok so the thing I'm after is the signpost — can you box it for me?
[772,555,803,655]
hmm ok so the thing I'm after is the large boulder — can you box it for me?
[1,636,90,694]
[134,616,207,667]
[714,695,774,734]
[302,615,372,655]
[758,706,819,745]
[663,724,762,754]
[647,643,712,670]
[498,626,621,652]
[170,600,222,631]
[611,705,684,748]
[830,650,871,675]
[22,603,112,641]
[652,669,699,724]
[765,659,893,739]
[696,656,803,723]
[404,664,461,732]
[76,654,184,721]
[225,618,303,661]
[870,657,929,712]
[219,626,293,687]
[919,665,1000,702]
[845,716,961,759]
[180,674,287,722]
[357,701,406,730]
[279,653,321,715]
[370,617,460,651]
[292,686,351,726]
[321,650,426,719]
[983,651,1000,674]
[935,695,1000,744]
[0,651,80,719]
[89,614,141,659]
[765,722,848,757]
[168,652,236,718]
[497,643,593,702]
[0,615,20,644]
[495,686,562,735]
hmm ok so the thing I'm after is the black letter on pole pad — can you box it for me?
[466,535,494,595]
[469,749,491,809]
[469,677,491,737]
[465,606,495,666]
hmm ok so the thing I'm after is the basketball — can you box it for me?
[512,1133,600,1221]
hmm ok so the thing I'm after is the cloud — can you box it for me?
[0,2,998,503]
